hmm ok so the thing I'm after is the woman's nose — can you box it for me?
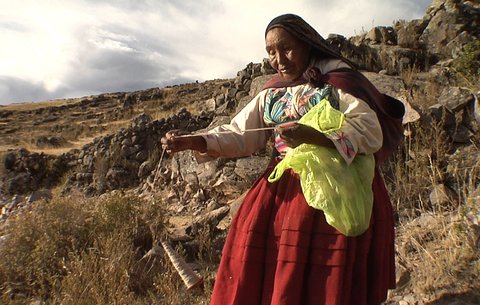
[275,52,286,66]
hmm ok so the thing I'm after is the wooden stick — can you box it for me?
[152,147,166,186]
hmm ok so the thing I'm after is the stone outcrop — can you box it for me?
[326,0,479,74]
[61,109,213,196]
[1,148,74,196]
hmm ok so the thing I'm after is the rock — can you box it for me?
[365,26,396,45]
[196,161,220,187]
[121,138,132,146]
[186,205,230,235]
[204,98,216,112]
[6,173,36,195]
[396,269,411,291]
[228,191,248,219]
[429,184,455,207]
[261,58,276,75]
[427,104,456,127]
[438,86,474,111]
[192,189,206,201]
[106,167,132,189]
[473,92,479,123]
[215,99,236,115]
[131,244,165,294]
[395,19,427,48]
[362,72,404,96]
[402,294,416,304]
[226,88,237,99]
[83,154,94,167]
[3,152,16,170]
[28,189,52,203]
[7,195,23,209]
[234,156,270,184]
[34,135,68,148]
[138,161,154,178]
[452,125,473,143]
[411,213,438,229]
[215,94,225,107]
[366,27,383,44]
[134,113,152,125]
[135,150,148,162]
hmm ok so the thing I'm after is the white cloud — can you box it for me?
[0,0,432,104]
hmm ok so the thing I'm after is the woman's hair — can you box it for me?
[265,14,356,69]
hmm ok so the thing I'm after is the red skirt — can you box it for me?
[210,161,396,305]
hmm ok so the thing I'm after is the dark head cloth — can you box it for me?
[265,14,356,69]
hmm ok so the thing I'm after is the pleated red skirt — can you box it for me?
[210,161,396,305]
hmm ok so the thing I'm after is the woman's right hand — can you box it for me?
[160,130,207,154]
[275,123,335,149]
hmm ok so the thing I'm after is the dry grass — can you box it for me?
[385,139,480,303]
[383,66,480,303]
[0,98,81,112]
[395,211,479,298]
[53,235,140,305]
[0,190,219,304]
[0,196,93,302]
[0,80,226,155]
[385,119,452,218]
[400,64,420,89]
[393,173,480,300]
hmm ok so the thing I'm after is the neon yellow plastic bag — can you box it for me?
[298,97,345,133]
[268,99,375,236]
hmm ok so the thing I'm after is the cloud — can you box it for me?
[0,77,63,105]
[64,42,186,94]
[0,0,433,104]
[0,20,30,33]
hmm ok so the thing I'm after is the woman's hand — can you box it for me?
[160,130,207,154]
[275,123,335,149]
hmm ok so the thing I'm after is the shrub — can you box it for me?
[0,197,92,301]
[453,40,480,80]
[0,193,174,303]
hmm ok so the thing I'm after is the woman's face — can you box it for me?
[265,27,311,81]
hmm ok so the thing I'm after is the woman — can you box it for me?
[161,14,404,305]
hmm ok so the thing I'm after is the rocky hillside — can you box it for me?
[0,0,479,304]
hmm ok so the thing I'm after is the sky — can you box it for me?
[0,0,432,105]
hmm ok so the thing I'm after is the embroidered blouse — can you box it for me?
[196,59,383,165]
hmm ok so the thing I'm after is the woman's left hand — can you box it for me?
[275,122,334,148]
